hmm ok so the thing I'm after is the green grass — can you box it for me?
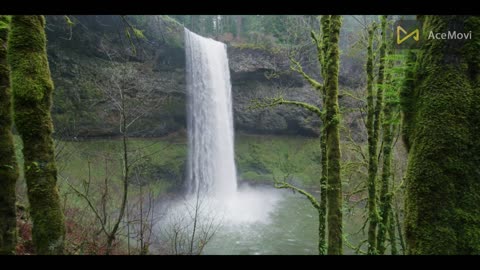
[235,133,321,188]
[55,137,187,198]
[14,133,322,207]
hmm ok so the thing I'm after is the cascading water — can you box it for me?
[182,27,283,226]
[185,28,238,199]
[154,28,286,254]
[155,29,283,247]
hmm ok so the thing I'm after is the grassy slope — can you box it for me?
[14,133,321,199]
[235,133,321,187]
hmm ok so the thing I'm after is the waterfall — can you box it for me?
[154,28,285,254]
[185,28,238,199]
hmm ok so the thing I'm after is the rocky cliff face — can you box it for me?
[45,15,364,139]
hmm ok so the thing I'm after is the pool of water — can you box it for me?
[155,184,364,255]
[203,192,319,255]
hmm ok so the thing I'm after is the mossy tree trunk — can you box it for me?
[318,15,330,255]
[308,14,331,255]
[365,22,378,255]
[261,15,343,255]
[470,16,480,255]
[0,15,19,255]
[324,15,343,255]
[377,21,395,253]
[388,208,397,255]
[402,15,480,254]
[318,121,328,254]
[366,15,387,255]
[376,93,394,255]
[8,15,65,255]
[256,14,343,255]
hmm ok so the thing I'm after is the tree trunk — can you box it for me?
[388,207,397,255]
[376,81,393,255]
[0,15,19,255]
[190,16,197,33]
[106,75,130,255]
[8,15,65,255]
[394,202,406,254]
[376,16,392,255]
[318,129,327,254]
[365,22,378,255]
[235,16,242,40]
[325,15,343,255]
[402,15,480,254]
[317,15,330,256]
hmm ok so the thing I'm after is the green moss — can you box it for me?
[0,16,10,28]
[8,15,65,255]
[0,14,19,255]
[8,16,53,103]
[403,15,480,254]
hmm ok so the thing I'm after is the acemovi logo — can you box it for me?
[393,19,473,49]
[397,25,419,44]
[393,20,422,49]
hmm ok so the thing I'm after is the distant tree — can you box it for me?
[0,15,19,255]
[376,16,403,254]
[365,21,379,255]
[363,15,389,255]
[8,15,65,254]
[376,47,402,254]
[235,16,243,40]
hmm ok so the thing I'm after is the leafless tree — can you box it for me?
[159,201,221,254]
[66,41,168,254]
[157,184,222,255]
